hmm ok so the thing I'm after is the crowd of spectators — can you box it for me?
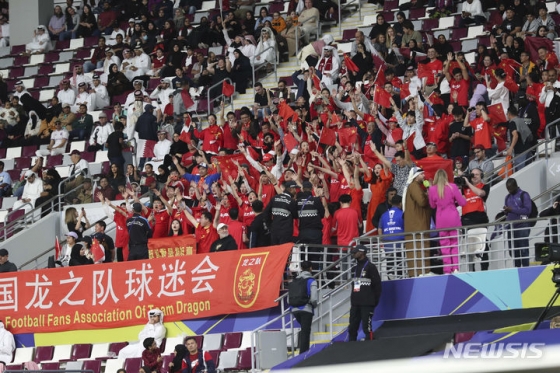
[0,0,557,273]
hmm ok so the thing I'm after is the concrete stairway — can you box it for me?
[229,2,381,112]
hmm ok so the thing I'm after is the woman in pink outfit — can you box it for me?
[428,169,466,274]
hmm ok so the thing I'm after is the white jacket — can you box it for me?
[0,322,15,364]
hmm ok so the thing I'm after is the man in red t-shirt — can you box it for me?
[184,337,216,373]
[469,102,493,151]
[332,194,361,247]
[183,209,218,254]
[444,53,470,107]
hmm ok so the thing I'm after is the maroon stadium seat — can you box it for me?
[161,355,174,373]
[233,348,252,371]
[207,350,221,366]
[46,154,63,168]
[22,145,38,157]
[34,346,54,363]
[14,157,31,170]
[82,359,102,373]
[124,357,142,373]
[40,362,60,370]
[70,343,92,360]
[222,332,242,350]
[107,342,128,357]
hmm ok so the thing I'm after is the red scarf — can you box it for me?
[317,56,333,73]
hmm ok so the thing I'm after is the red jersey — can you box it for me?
[195,124,223,154]
[349,189,363,220]
[449,78,470,106]
[261,184,275,207]
[424,59,443,86]
[471,117,492,149]
[152,210,171,238]
[113,207,130,248]
[332,207,360,247]
[195,224,219,254]
[227,220,245,249]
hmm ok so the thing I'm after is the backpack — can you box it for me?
[524,191,538,227]
[287,277,313,307]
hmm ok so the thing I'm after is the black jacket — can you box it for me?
[351,258,382,307]
[135,112,158,140]
[263,192,298,235]
[210,235,238,252]
[248,213,271,248]
[296,191,324,231]
[126,214,152,246]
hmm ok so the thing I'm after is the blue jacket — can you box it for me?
[183,172,221,189]
[379,207,404,241]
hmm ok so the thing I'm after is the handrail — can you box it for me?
[204,77,234,116]
[252,45,278,92]
[544,116,560,143]
[337,0,361,35]
[251,249,352,372]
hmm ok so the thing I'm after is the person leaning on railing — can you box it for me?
[460,168,491,271]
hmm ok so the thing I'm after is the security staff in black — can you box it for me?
[126,202,152,260]
[296,181,325,265]
[348,244,382,341]
[263,180,298,245]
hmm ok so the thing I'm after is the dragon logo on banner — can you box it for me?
[234,252,269,308]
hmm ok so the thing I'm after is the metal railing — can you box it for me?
[249,245,353,372]
[252,45,278,91]
[337,0,361,35]
[202,77,234,118]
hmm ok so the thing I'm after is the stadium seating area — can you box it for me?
[7,332,255,373]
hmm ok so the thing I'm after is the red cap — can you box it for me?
[262,153,273,162]
[473,144,485,151]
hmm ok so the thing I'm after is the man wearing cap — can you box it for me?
[183,161,221,190]
[91,75,110,109]
[263,181,298,245]
[135,104,158,141]
[296,181,325,263]
[65,149,90,195]
[57,80,76,107]
[12,170,43,216]
[0,248,17,273]
[88,112,114,152]
[348,244,382,341]
[36,119,69,157]
[209,223,238,252]
[126,202,152,260]
[83,36,107,73]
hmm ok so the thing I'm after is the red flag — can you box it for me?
[91,238,105,262]
[278,101,296,121]
[504,75,519,93]
[222,80,235,97]
[331,112,341,125]
[319,126,336,146]
[417,63,431,79]
[498,58,521,76]
[344,54,359,73]
[138,139,156,158]
[284,132,299,152]
[373,63,386,85]
[524,36,554,66]
[181,89,194,109]
[416,157,454,183]
[372,54,385,70]
[213,153,250,180]
[55,237,61,261]
[373,85,391,108]
[487,103,507,124]
[312,75,321,90]
[338,127,358,146]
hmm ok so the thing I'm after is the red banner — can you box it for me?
[0,244,293,334]
[148,235,197,258]
[416,157,453,182]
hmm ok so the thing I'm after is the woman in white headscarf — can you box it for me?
[0,320,15,367]
[26,25,51,54]
[402,166,432,278]
[252,26,277,68]
[118,308,166,359]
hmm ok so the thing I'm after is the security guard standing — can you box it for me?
[296,181,325,266]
